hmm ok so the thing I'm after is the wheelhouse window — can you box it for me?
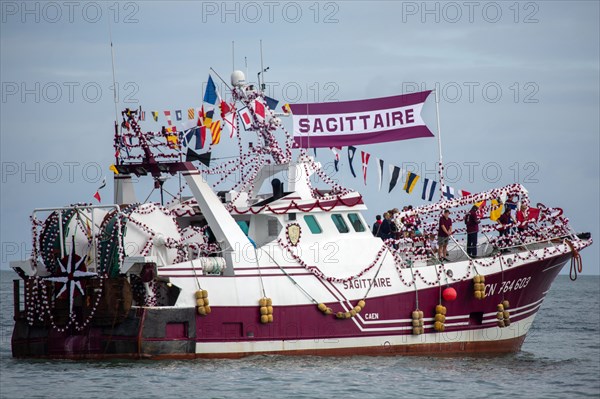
[331,214,349,233]
[348,213,365,232]
[303,215,322,234]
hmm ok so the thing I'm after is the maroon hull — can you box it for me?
[11,252,570,359]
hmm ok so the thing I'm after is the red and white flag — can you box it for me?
[361,151,370,185]
[238,106,253,130]
[164,111,172,126]
[253,99,266,122]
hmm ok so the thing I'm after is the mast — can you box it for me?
[434,88,445,200]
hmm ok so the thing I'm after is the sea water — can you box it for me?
[0,271,598,399]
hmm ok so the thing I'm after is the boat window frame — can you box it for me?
[347,213,366,232]
[331,214,350,233]
[303,215,322,234]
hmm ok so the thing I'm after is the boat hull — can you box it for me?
[11,252,570,359]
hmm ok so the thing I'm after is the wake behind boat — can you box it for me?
[10,69,592,359]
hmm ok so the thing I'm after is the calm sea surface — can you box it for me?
[0,270,598,399]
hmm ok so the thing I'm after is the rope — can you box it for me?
[363,249,389,299]
[565,239,583,281]
[259,247,318,304]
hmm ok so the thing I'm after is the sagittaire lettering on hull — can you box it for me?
[343,277,392,290]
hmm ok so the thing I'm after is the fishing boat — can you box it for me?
[10,69,592,359]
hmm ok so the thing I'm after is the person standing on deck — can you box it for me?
[372,215,382,237]
[465,205,480,257]
[438,209,452,261]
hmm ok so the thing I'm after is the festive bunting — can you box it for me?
[282,103,291,114]
[347,146,357,178]
[152,111,159,122]
[377,158,384,191]
[388,165,401,193]
[204,75,217,105]
[139,110,145,121]
[404,171,420,194]
[188,108,195,120]
[421,178,437,201]
[109,164,119,175]
[361,151,370,185]
[175,110,182,121]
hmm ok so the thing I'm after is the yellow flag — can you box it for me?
[489,199,503,221]
[109,164,119,175]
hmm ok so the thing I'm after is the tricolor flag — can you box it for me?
[188,108,195,120]
[388,165,402,193]
[347,146,357,178]
[403,171,420,194]
[175,110,182,121]
[421,178,437,201]
[93,177,107,203]
[377,158,384,191]
[210,120,222,145]
[238,106,253,130]
[204,75,217,105]
[442,185,455,200]
[164,111,172,126]
[361,151,370,185]
[139,109,145,121]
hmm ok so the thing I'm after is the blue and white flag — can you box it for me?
[442,184,455,200]
[422,178,437,201]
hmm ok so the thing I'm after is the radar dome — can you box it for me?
[231,70,246,87]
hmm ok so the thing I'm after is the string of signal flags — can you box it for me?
[118,74,469,203]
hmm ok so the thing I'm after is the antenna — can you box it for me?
[257,40,269,92]
[106,7,119,125]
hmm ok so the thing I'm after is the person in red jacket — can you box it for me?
[465,205,480,257]
[438,209,452,261]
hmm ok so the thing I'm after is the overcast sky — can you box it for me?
[1,1,598,274]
